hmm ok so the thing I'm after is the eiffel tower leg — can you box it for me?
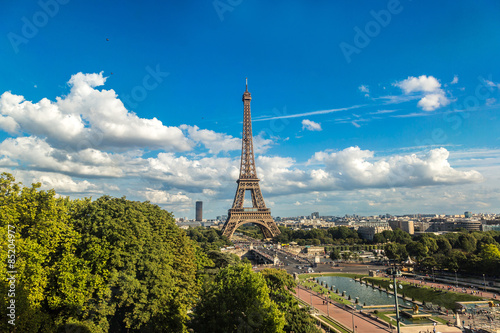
[222,216,239,239]
[258,224,273,239]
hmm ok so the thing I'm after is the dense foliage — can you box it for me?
[275,226,361,245]
[191,264,285,332]
[0,174,200,332]
[236,223,265,240]
[1,174,322,332]
[273,221,500,276]
[260,268,321,333]
[382,231,500,276]
[185,226,232,251]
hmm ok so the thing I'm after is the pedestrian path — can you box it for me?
[294,286,462,333]
[295,286,390,333]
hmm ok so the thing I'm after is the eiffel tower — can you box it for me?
[221,80,281,240]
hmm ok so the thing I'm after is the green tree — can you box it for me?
[311,238,321,246]
[436,238,452,254]
[0,174,95,333]
[384,243,407,262]
[406,241,428,261]
[474,232,499,250]
[478,243,500,274]
[330,248,341,261]
[341,251,352,261]
[260,269,320,333]
[393,229,412,244]
[71,196,198,332]
[420,256,437,272]
[192,264,285,332]
[445,249,467,272]
[381,230,395,242]
[206,250,241,269]
[458,233,477,253]
[479,243,500,261]
[373,233,386,244]
[186,227,232,252]
[419,235,438,254]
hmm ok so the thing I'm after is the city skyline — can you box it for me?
[1,1,500,219]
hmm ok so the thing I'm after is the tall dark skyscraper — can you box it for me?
[195,201,202,221]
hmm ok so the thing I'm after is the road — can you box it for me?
[235,240,384,275]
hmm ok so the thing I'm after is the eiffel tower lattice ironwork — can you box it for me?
[221,80,281,239]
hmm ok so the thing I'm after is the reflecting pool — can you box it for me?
[316,276,413,308]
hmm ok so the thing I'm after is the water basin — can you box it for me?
[316,276,413,308]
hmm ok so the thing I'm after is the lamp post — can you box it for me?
[483,274,486,292]
[351,310,355,333]
[455,270,458,288]
[391,267,401,333]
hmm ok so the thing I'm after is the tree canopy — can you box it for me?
[191,264,285,333]
[0,174,199,332]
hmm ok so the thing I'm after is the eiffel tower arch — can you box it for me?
[221,80,281,240]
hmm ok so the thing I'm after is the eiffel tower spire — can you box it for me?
[221,80,281,239]
[240,78,257,179]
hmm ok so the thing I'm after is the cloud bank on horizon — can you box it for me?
[0,72,490,217]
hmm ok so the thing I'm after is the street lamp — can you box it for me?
[455,270,458,288]
[351,310,355,333]
[483,274,486,292]
[390,267,401,333]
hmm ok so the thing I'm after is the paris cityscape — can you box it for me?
[1,1,500,333]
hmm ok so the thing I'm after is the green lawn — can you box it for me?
[373,310,398,326]
[432,316,449,324]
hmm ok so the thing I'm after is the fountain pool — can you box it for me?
[316,276,413,309]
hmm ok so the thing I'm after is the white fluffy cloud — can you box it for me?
[180,125,240,154]
[146,152,239,191]
[396,75,441,93]
[308,146,482,189]
[0,136,124,177]
[0,72,492,218]
[417,93,451,112]
[36,173,99,194]
[394,75,450,111]
[301,119,322,131]
[0,72,192,151]
[139,188,191,205]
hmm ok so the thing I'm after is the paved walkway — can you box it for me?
[295,286,462,333]
[295,286,390,333]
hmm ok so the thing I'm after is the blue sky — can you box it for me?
[1,0,499,219]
